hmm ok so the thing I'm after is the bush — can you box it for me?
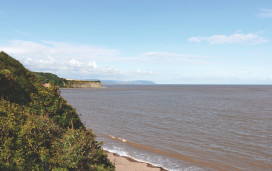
[54,129,114,170]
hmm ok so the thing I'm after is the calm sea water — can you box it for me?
[61,85,272,171]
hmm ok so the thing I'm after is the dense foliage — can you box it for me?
[0,52,114,170]
[34,72,67,87]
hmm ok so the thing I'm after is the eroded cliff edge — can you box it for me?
[65,80,103,88]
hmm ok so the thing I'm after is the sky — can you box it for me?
[0,0,272,84]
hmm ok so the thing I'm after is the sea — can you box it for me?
[60,85,272,171]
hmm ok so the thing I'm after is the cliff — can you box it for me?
[34,72,103,88]
[65,80,103,88]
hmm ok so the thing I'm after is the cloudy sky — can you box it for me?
[0,0,271,84]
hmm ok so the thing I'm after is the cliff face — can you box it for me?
[65,80,103,88]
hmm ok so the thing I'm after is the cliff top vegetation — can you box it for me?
[34,72,102,88]
[34,72,68,88]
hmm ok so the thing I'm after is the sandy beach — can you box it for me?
[105,151,168,171]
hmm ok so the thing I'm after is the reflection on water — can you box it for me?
[61,85,272,171]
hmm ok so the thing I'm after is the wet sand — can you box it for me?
[105,151,168,171]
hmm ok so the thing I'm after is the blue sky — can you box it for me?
[0,0,272,84]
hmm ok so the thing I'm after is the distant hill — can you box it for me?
[0,52,113,170]
[100,80,156,85]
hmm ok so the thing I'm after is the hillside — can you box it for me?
[0,52,114,170]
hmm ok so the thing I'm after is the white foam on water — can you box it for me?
[118,137,127,142]
[182,166,205,171]
[103,145,204,171]
[104,146,128,157]
[109,135,116,139]
[108,134,127,142]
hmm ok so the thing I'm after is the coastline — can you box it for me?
[104,151,168,171]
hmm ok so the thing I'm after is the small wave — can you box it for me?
[118,137,127,142]
[103,146,128,157]
[109,135,116,139]
[107,134,128,142]
[103,140,206,171]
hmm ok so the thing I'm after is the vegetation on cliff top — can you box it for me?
[0,52,114,170]
[34,72,102,88]
[34,72,68,88]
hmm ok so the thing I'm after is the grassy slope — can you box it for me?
[0,52,114,170]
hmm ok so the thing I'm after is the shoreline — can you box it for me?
[104,151,168,171]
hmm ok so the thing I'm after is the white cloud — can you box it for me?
[23,57,33,65]
[68,59,81,67]
[134,69,153,75]
[100,66,124,75]
[259,9,272,18]
[0,39,211,82]
[1,40,49,54]
[38,56,56,65]
[143,52,204,58]
[187,37,201,42]
[188,32,268,45]
[0,40,119,69]
[142,51,209,64]
[0,40,119,60]
[88,61,97,69]
[0,40,127,79]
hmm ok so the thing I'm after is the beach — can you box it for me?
[105,151,167,171]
